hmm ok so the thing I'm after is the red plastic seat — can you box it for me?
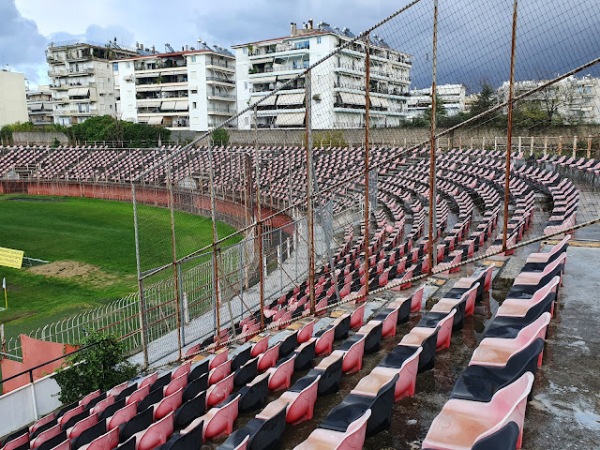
[67,413,99,439]
[257,343,280,372]
[206,372,235,407]
[258,375,320,425]
[126,384,150,406]
[266,354,297,391]
[135,412,174,450]
[78,427,119,450]
[294,409,371,450]
[315,326,335,356]
[154,388,183,421]
[423,372,534,450]
[198,394,241,440]
[106,402,138,431]
[164,373,188,397]
[208,359,232,385]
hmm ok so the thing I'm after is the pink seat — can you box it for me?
[67,413,99,439]
[208,359,232,385]
[258,375,321,425]
[470,312,552,368]
[372,346,422,401]
[315,325,335,356]
[340,336,366,374]
[80,390,102,408]
[154,388,183,420]
[30,424,61,449]
[526,235,570,264]
[170,360,191,380]
[379,304,400,338]
[401,309,456,352]
[79,427,119,450]
[2,433,29,450]
[350,303,366,330]
[513,254,566,287]
[138,372,158,390]
[206,372,235,407]
[499,276,560,317]
[200,394,241,440]
[431,283,479,317]
[107,402,138,431]
[48,440,70,450]
[422,372,534,450]
[30,413,56,434]
[126,384,150,406]
[257,343,281,372]
[106,382,129,399]
[59,404,86,428]
[296,319,315,343]
[164,373,188,396]
[294,409,371,450]
[250,335,269,357]
[90,395,116,416]
[267,354,297,391]
[209,348,229,370]
[135,412,174,450]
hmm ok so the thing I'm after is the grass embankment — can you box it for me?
[0,195,240,337]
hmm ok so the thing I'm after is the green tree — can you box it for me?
[68,115,170,147]
[54,332,138,404]
[211,128,230,146]
[469,82,497,124]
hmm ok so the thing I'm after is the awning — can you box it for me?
[252,95,276,106]
[136,72,159,77]
[68,87,89,97]
[377,97,390,108]
[139,100,161,108]
[277,73,302,81]
[174,101,188,110]
[249,76,276,84]
[275,113,305,126]
[370,97,382,107]
[340,92,366,106]
[147,116,164,125]
[161,85,187,91]
[277,92,305,106]
[161,101,176,110]
[30,104,43,111]
[250,57,273,64]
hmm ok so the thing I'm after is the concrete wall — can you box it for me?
[11,132,70,146]
[0,71,29,127]
[0,372,61,438]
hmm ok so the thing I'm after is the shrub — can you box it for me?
[54,332,138,404]
[212,128,230,146]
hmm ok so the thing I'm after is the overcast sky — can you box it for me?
[2,0,599,91]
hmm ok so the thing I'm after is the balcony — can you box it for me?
[206,76,234,85]
[208,105,234,115]
[206,60,235,72]
[207,92,236,101]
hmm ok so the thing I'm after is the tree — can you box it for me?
[469,81,497,124]
[68,115,170,147]
[54,332,138,404]
[211,128,230,147]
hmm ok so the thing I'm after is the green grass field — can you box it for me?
[0,195,241,338]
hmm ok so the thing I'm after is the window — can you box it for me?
[191,56,196,63]
[191,89,198,94]
[317,37,322,44]
[295,40,310,50]
[113,63,118,71]
[192,102,197,109]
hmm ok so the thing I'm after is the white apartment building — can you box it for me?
[233,20,412,130]
[0,69,28,127]
[497,75,600,124]
[115,43,236,131]
[26,85,54,125]
[46,40,137,126]
[406,84,467,119]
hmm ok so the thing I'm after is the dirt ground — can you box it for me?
[28,260,119,288]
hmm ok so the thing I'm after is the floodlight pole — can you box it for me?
[131,183,149,368]
[167,170,183,360]
[503,0,519,252]
[254,107,266,329]
[428,0,439,273]
[363,34,371,300]
[305,69,316,315]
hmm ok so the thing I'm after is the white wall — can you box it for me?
[0,372,62,438]
[116,62,137,122]
[0,71,29,127]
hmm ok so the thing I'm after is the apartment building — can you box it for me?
[0,69,28,127]
[497,75,600,124]
[405,84,467,119]
[115,43,236,131]
[26,85,54,125]
[233,20,412,129]
[46,40,137,126]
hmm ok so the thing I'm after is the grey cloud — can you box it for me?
[0,0,47,82]
[48,24,135,49]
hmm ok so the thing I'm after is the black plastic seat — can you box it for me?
[307,354,343,396]
[85,392,107,410]
[182,373,208,402]
[415,330,439,373]
[2,428,29,448]
[234,356,258,387]
[31,419,57,439]
[333,315,351,340]
[238,373,269,413]
[294,340,315,371]
[70,420,106,450]
[417,312,451,328]
[320,374,398,437]
[159,421,203,450]
[338,334,363,352]
[137,386,164,412]
[56,400,78,419]
[60,409,89,431]
[115,384,137,402]
[174,391,206,429]
[288,374,319,393]
[150,372,172,393]
[36,431,66,450]
[471,421,520,450]
[360,322,382,354]
[278,332,298,359]
[451,339,544,402]
[220,403,286,450]
[188,359,210,382]
[98,398,126,421]
[119,407,153,443]
[379,345,420,369]
[485,292,555,338]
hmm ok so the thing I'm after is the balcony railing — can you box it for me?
[206,76,234,84]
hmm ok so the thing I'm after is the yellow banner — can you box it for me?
[0,247,24,269]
